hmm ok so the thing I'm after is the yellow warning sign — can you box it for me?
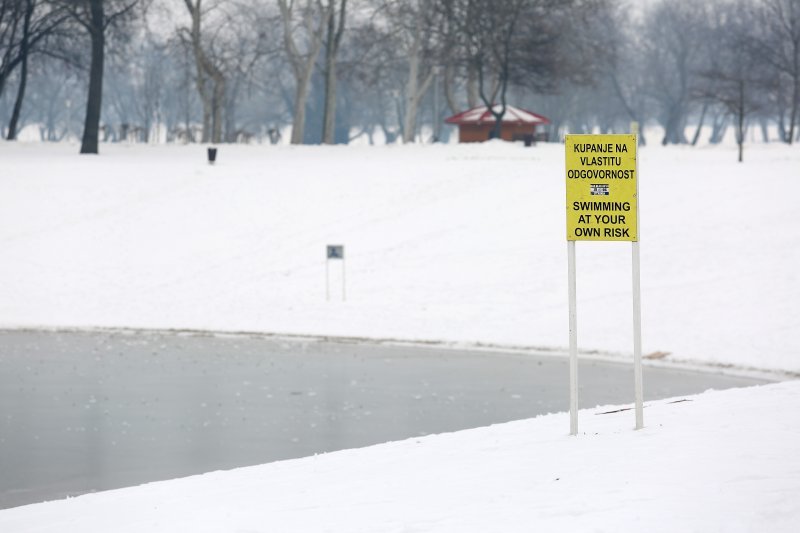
[566,134,638,241]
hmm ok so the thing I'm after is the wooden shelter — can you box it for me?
[445,105,550,144]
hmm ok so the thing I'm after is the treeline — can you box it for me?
[0,0,798,156]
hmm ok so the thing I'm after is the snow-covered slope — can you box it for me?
[1,141,797,373]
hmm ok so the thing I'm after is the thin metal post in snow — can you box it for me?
[632,129,644,430]
[568,240,578,436]
[326,259,330,301]
[632,241,644,429]
[342,257,346,301]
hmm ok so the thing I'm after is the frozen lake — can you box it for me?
[0,330,766,509]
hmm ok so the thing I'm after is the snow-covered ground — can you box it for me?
[1,380,798,532]
[1,139,799,530]
[1,140,798,374]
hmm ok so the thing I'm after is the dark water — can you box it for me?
[0,330,766,509]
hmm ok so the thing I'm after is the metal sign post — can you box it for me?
[565,133,643,435]
[326,245,345,301]
[568,240,578,436]
[632,241,643,429]
[631,129,643,430]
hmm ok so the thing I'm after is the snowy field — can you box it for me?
[1,139,799,530]
[0,140,798,374]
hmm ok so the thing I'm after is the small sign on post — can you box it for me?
[565,133,643,435]
[327,245,344,260]
[326,245,346,301]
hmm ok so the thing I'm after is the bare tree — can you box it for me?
[353,1,440,144]
[180,0,226,143]
[751,0,800,144]
[398,0,437,142]
[594,1,650,144]
[52,0,143,154]
[642,0,710,145]
[460,0,526,139]
[441,0,606,140]
[278,0,330,144]
[1,0,69,139]
[321,0,346,144]
[234,4,290,142]
[342,11,404,143]
[0,0,27,98]
[226,4,276,141]
[12,57,82,141]
[5,0,34,139]
[103,27,172,143]
[696,0,767,161]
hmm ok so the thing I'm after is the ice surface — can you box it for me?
[0,381,798,532]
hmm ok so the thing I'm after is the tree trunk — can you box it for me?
[195,17,211,142]
[738,135,743,162]
[200,91,212,142]
[489,67,509,140]
[322,0,346,145]
[401,6,436,144]
[278,0,328,145]
[211,72,224,143]
[737,81,745,163]
[402,70,433,143]
[476,59,505,140]
[80,0,105,155]
[6,42,28,140]
[403,42,421,143]
[661,112,677,145]
[759,117,770,143]
[321,43,337,144]
[443,64,459,114]
[466,65,478,109]
[637,117,647,146]
[710,115,728,144]
[690,103,708,146]
[789,76,799,145]
[224,77,239,142]
[291,70,311,144]
[184,0,224,144]
[778,108,789,142]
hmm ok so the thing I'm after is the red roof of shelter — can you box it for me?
[445,105,550,126]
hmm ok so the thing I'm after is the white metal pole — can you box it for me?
[342,257,347,302]
[632,129,644,430]
[326,259,330,301]
[568,240,578,436]
[632,242,644,429]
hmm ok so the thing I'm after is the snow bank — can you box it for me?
[0,141,798,373]
[1,381,798,532]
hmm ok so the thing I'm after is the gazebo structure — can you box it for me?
[444,105,550,144]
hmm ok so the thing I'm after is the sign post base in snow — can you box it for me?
[565,133,643,435]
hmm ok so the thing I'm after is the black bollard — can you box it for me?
[207,147,218,164]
